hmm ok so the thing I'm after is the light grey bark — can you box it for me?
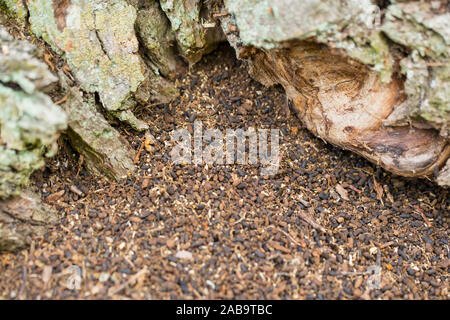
[2,0,449,191]
[59,72,135,180]
[27,0,178,131]
[159,0,226,64]
[135,0,180,76]
[220,0,450,185]
[0,26,67,199]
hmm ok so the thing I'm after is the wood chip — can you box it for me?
[335,184,349,201]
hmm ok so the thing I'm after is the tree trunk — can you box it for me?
[0,0,449,251]
[220,0,450,184]
[0,22,65,251]
[0,191,58,252]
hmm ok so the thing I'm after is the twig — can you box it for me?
[380,241,395,249]
[412,205,432,228]
[75,155,84,177]
[347,185,362,193]
[213,12,229,18]
[276,228,304,247]
[18,265,27,299]
[298,210,327,233]
[55,93,69,105]
[232,213,246,226]
[146,102,166,108]
[303,141,319,152]
[108,268,148,296]
[426,62,444,67]
[133,138,145,164]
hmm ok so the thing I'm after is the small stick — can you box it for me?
[133,138,145,164]
[276,228,304,247]
[75,155,84,178]
[412,205,432,228]
[55,93,69,105]
[213,12,229,18]
[108,268,148,296]
[347,185,362,193]
[380,241,394,249]
[232,213,246,226]
[146,102,166,108]
[303,141,319,152]
[426,62,444,67]
[298,210,327,233]
[18,265,27,299]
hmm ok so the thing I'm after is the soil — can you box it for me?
[0,44,448,300]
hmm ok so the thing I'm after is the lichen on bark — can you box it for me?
[224,0,394,83]
[160,0,225,64]
[59,72,135,181]
[27,0,177,131]
[222,0,450,185]
[0,26,67,199]
[0,26,64,252]
[135,0,180,77]
[382,2,450,138]
[0,191,58,252]
[0,0,28,26]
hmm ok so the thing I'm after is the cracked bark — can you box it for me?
[0,191,58,252]
[220,0,450,185]
[1,0,450,253]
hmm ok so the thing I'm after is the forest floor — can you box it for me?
[0,45,448,300]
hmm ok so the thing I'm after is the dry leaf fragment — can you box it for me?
[335,184,349,201]
[42,265,53,284]
[373,177,384,204]
[175,250,193,260]
[141,178,150,189]
[46,190,65,203]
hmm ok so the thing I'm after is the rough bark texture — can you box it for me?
[0,26,67,199]
[135,0,180,76]
[240,41,449,178]
[221,0,450,185]
[159,0,226,64]
[0,191,58,252]
[27,0,175,131]
[1,1,449,189]
[1,0,449,252]
[0,0,449,253]
[0,26,63,252]
[25,0,179,180]
[59,72,135,180]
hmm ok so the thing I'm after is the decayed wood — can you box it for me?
[220,0,450,185]
[243,41,450,178]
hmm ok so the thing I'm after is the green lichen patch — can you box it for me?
[27,0,147,129]
[382,2,449,60]
[160,0,224,64]
[0,26,67,199]
[60,72,135,181]
[135,0,179,76]
[224,0,394,82]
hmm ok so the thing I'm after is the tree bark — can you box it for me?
[0,23,65,251]
[220,0,450,185]
[0,191,58,252]
[1,0,449,251]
